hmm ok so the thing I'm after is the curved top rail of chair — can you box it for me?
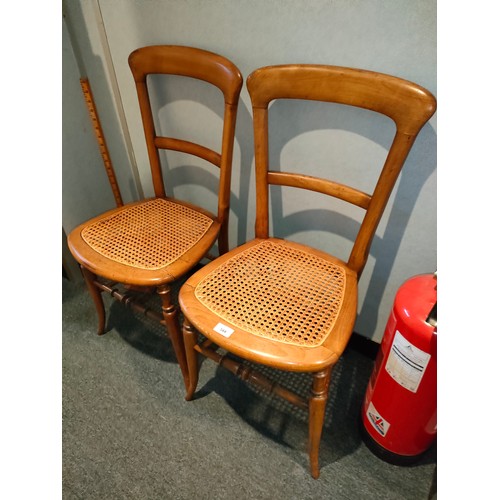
[129,45,243,105]
[247,64,436,135]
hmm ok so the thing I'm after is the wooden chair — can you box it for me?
[67,46,243,390]
[178,64,436,478]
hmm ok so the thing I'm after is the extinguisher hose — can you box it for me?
[426,302,437,327]
[426,271,437,327]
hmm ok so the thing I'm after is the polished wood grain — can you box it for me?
[67,46,242,390]
[179,64,436,478]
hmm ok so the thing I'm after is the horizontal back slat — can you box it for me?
[268,171,371,209]
[154,137,222,167]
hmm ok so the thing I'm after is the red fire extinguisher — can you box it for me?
[360,273,437,464]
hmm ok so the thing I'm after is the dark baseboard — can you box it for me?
[347,332,380,360]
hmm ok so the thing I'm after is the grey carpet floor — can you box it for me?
[62,276,437,499]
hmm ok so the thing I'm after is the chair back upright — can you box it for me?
[129,45,243,254]
[247,65,437,277]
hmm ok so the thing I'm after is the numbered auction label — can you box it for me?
[385,330,431,393]
[213,323,234,338]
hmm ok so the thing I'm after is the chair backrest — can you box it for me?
[247,64,436,277]
[128,45,243,253]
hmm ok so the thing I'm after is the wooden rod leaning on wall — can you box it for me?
[80,78,124,207]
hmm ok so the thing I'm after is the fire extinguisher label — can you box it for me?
[366,401,391,437]
[385,330,431,393]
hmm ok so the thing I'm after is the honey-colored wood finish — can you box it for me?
[67,46,243,389]
[179,64,436,478]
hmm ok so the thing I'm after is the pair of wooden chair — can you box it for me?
[67,45,436,478]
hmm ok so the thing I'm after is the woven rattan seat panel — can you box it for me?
[81,198,213,270]
[195,240,346,347]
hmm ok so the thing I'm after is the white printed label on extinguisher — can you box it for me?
[385,330,431,393]
[366,402,390,437]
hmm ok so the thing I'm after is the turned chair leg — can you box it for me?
[80,266,106,335]
[308,367,333,479]
[182,318,199,401]
[157,284,190,391]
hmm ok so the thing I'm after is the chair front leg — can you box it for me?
[308,366,332,479]
[80,266,106,335]
[157,284,189,391]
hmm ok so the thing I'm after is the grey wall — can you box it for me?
[62,0,436,343]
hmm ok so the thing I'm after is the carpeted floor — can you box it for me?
[62,276,437,499]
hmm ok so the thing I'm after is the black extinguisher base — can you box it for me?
[358,412,433,466]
